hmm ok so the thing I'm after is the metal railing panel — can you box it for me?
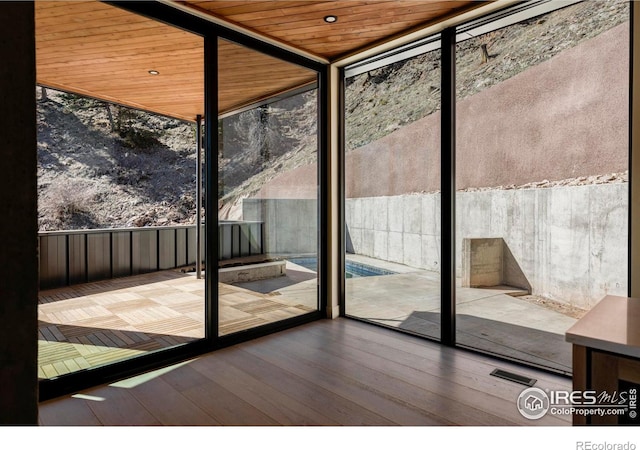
[87,232,111,282]
[132,229,158,275]
[68,233,86,285]
[39,234,66,289]
[112,231,131,278]
[187,226,197,265]
[250,222,262,255]
[38,222,263,289]
[176,228,188,268]
[219,224,232,260]
[159,228,177,270]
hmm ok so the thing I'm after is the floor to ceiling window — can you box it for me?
[217,37,321,337]
[342,0,630,375]
[343,37,442,340]
[454,0,629,374]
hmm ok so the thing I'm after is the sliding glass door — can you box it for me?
[36,1,206,382]
[36,1,325,399]
[217,37,321,337]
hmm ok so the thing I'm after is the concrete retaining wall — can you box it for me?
[461,238,504,288]
[243,198,317,256]
[346,183,628,308]
[241,23,630,308]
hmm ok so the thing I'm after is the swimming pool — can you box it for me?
[287,257,396,278]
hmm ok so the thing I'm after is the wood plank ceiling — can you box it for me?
[36,1,205,121]
[36,0,483,122]
[183,1,482,59]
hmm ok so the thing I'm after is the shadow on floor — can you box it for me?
[397,311,572,373]
[38,319,200,379]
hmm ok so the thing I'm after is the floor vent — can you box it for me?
[490,368,537,387]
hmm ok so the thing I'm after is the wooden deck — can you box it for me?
[38,270,314,379]
[38,318,572,426]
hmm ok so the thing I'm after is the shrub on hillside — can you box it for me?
[41,178,97,227]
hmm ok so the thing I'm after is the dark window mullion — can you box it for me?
[205,34,219,343]
[441,27,456,346]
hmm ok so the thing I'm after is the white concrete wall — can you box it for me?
[346,183,628,309]
[346,194,442,272]
[243,198,317,256]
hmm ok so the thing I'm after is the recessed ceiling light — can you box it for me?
[324,15,337,23]
[148,70,160,75]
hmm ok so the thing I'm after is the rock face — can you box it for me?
[257,1,630,201]
[218,91,318,218]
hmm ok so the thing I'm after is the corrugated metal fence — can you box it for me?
[39,221,263,290]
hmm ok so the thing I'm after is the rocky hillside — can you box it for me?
[345,0,629,151]
[218,91,318,206]
[37,89,197,231]
[38,0,629,230]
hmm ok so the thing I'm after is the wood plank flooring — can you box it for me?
[38,318,572,426]
[38,270,314,378]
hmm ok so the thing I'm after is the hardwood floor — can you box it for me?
[38,318,572,426]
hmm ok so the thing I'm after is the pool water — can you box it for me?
[287,257,396,278]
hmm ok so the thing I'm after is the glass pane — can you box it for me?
[455,0,629,373]
[217,38,319,336]
[344,42,442,339]
[36,1,205,379]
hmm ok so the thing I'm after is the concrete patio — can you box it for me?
[235,253,577,373]
[342,254,576,373]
